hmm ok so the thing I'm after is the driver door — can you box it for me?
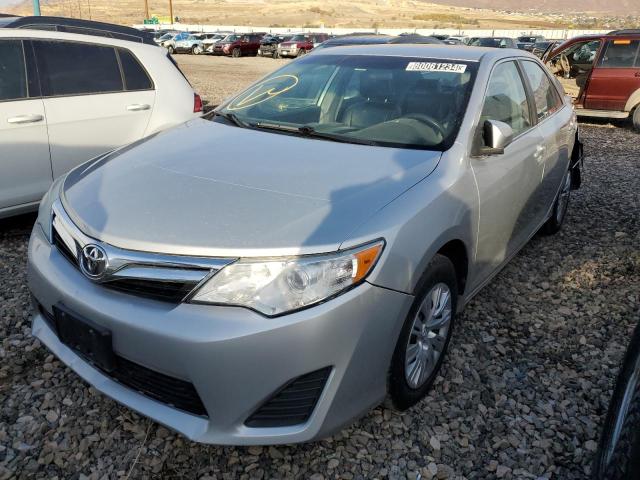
[547,39,602,104]
[470,60,544,285]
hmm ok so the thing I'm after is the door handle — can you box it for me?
[126,104,151,111]
[7,114,44,124]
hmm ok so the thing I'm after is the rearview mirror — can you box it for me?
[480,120,514,155]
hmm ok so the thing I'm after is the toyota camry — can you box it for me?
[28,45,583,445]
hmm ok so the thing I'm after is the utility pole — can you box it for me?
[33,0,41,15]
[169,0,174,24]
[144,0,149,20]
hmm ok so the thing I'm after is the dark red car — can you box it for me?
[212,33,263,57]
[545,31,640,130]
[277,33,329,58]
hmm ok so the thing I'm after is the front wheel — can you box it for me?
[592,321,640,479]
[232,47,241,58]
[541,168,572,235]
[389,254,457,410]
[297,48,307,57]
[167,45,175,55]
[193,45,203,55]
[272,51,279,59]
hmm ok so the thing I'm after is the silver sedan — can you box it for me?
[28,45,583,445]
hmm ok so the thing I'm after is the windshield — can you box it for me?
[289,35,308,42]
[218,55,477,150]
[518,36,538,43]
[159,33,173,40]
[222,34,239,42]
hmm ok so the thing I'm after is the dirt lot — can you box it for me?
[174,54,289,108]
[1,55,639,480]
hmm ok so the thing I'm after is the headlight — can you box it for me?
[190,240,384,316]
[37,175,66,242]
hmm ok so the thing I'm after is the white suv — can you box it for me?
[0,29,202,219]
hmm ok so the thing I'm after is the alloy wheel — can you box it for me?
[404,282,452,389]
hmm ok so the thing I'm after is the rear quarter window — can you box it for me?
[118,48,153,91]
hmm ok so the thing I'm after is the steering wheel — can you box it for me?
[560,53,571,79]
[403,113,446,139]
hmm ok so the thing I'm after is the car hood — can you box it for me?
[61,119,441,257]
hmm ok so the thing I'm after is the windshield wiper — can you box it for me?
[213,110,250,128]
[254,122,379,146]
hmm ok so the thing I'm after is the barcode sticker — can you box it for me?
[406,62,467,73]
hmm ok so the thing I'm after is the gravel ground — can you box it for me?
[1,56,639,479]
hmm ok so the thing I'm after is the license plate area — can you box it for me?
[53,304,116,373]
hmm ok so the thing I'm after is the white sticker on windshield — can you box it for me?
[406,62,467,73]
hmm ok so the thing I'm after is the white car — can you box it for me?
[0,28,202,219]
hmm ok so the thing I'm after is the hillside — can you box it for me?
[5,0,639,29]
[431,0,640,15]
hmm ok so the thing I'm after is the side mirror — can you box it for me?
[480,120,514,155]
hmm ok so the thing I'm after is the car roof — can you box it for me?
[0,27,163,52]
[0,15,155,44]
[311,43,529,62]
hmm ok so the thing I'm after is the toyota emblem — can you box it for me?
[80,244,108,279]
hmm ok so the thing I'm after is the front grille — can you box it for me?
[245,367,332,428]
[103,278,200,303]
[51,222,209,304]
[52,224,79,267]
[37,304,208,417]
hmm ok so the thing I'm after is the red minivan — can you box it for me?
[544,31,640,130]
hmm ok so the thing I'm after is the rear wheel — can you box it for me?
[542,168,572,235]
[232,47,241,58]
[633,107,640,132]
[389,254,457,410]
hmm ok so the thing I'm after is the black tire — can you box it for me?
[190,46,197,55]
[232,47,241,58]
[273,51,279,59]
[389,254,458,411]
[297,48,307,57]
[633,107,640,132]
[542,168,572,235]
[593,321,640,480]
[167,45,175,55]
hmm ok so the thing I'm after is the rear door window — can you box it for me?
[521,61,563,121]
[0,40,28,101]
[599,39,640,68]
[34,41,124,96]
[117,48,153,91]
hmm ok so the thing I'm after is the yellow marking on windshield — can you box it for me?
[227,75,300,111]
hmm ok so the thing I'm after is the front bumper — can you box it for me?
[278,47,298,57]
[28,224,412,444]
